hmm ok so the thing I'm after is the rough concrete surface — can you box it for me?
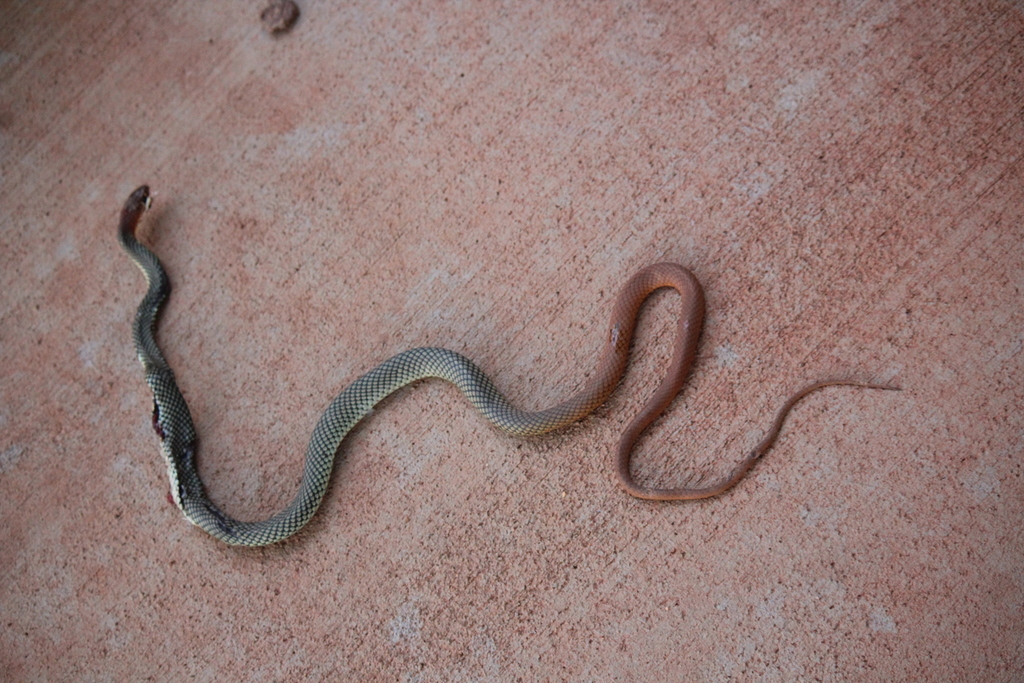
[1,1,1022,680]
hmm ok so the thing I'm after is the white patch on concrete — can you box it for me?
[0,444,25,474]
[277,123,349,160]
[55,237,78,261]
[960,464,1000,502]
[714,343,739,367]
[777,69,825,118]
[389,600,423,644]
[755,586,786,628]
[725,73,751,95]
[468,633,501,678]
[732,162,783,201]
[868,605,897,633]
[727,23,762,49]
[79,340,100,368]
[34,235,80,280]
[0,50,20,69]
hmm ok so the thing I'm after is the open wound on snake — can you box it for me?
[118,185,899,546]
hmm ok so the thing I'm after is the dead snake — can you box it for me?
[118,185,897,546]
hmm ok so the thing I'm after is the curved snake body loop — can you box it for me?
[118,186,897,546]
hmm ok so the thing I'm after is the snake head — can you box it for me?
[120,186,152,237]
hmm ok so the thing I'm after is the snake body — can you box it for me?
[118,185,896,546]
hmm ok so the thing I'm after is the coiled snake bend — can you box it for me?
[118,185,898,546]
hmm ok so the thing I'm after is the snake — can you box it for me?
[118,185,898,546]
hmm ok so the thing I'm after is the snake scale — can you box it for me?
[118,185,897,546]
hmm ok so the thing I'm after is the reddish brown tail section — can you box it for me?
[602,264,899,500]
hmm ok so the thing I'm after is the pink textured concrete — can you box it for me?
[2,1,1022,680]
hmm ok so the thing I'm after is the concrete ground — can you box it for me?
[2,1,1022,680]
